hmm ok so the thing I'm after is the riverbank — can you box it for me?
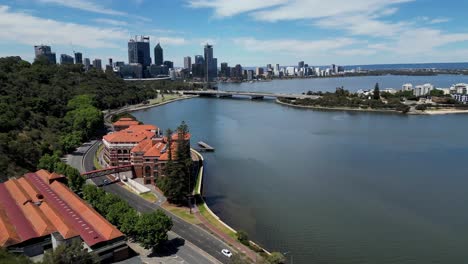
[276,99,402,114]
[424,108,468,115]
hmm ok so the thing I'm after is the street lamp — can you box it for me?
[283,251,293,264]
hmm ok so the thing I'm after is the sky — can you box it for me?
[1,0,468,67]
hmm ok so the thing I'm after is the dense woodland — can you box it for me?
[0,56,161,181]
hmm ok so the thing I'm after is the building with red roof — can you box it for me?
[112,117,140,131]
[0,170,128,261]
[102,121,190,185]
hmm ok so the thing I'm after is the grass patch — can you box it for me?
[163,204,201,225]
[140,192,158,203]
[198,204,237,240]
[93,144,104,170]
[148,94,179,105]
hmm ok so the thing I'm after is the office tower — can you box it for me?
[84,58,91,70]
[220,62,229,77]
[256,67,264,77]
[204,44,217,82]
[34,45,56,64]
[154,43,163,65]
[274,64,280,76]
[234,64,243,79]
[92,59,102,70]
[163,61,174,69]
[74,52,83,64]
[108,58,113,67]
[60,54,74,64]
[266,64,272,71]
[128,36,151,67]
[195,55,204,65]
[298,61,305,69]
[184,56,191,71]
[114,61,125,68]
[331,64,337,74]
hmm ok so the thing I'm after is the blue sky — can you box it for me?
[1,0,468,67]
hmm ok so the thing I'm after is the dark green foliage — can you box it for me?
[37,154,85,192]
[157,122,193,204]
[0,56,160,182]
[0,247,33,264]
[373,83,380,100]
[429,89,445,97]
[415,104,428,111]
[230,254,251,264]
[41,240,99,264]
[266,252,286,264]
[136,210,173,249]
[236,230,250,246]
[82,184,173,248]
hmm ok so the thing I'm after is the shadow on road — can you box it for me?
[148,237,185,257]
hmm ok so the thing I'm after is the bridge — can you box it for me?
[181,90,319,100]
[81,165,133,179]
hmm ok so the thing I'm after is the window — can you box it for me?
[145,166,151,177]
[117,149,122,154]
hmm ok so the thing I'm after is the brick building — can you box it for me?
[0,170,128,261]
[112,117,140,131]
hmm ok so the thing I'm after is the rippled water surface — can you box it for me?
[133,93,468,264]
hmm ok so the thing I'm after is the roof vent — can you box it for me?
[36,194,44,200]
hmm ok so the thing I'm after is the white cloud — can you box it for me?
[0,5,128,48]
[187,0,284,17]
[233,37,357,54]
[429,18,450,24]
[93,18,128,26]
[37,0,126,16]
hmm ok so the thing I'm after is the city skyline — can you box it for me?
[2,1,468,66]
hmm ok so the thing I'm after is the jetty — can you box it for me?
[198,141,215,152]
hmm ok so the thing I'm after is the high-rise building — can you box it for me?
[108,58,113,67]
[154,43,163,65]
[195,55,204,65]
[74,52,83,64]
[234,64,243,79]
[204,44,217,82]
[220,62,229,77]
[184,56,191,71]
[34,45,56,64]
[274,64,280,76]
[60,54,74,64]
[128,36,151,67]
[256,67,264,77]
[163,60,174,69]
[298,61,305,69]
[92,59,102,70]
[84,58,91,70]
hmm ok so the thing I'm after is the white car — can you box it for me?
[221,249,232,258]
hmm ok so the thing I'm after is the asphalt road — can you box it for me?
[68,141,233,264]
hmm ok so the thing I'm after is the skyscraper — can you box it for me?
[163,60,174,69]
[34,45,56,64]
[74,52,83,64]
[92,59,102,70]
[128,36,151,67]
[184,56,191,71]
[195,55,204,65]
[220,62,229,77]
[60,54,74,64]
[84,58,91,70]
[154,43,163,65]
[204,44,217,82]
[298,61,305,69]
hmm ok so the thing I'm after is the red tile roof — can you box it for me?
[103,129,155,144]
[113,118,139,127]
[0,171,124,248]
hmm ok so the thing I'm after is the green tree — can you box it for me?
[0,247,33,264]
[41,240,99,264]
[373,83,380,100]
[266,252,286,264]
[135,210,173,249]
[429,89,445,97]
[120,209,140,239]
[236,230,250,246]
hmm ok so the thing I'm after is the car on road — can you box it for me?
[221,249,232,258]
[103,179,110,185]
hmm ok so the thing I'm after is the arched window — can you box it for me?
[117,149,122,154]
[123,149,128,154]
[145,166,151,177]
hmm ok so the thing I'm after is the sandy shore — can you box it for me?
[424,108,468,115]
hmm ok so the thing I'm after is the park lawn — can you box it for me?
[140,192,158,203]
[162,204,201,225]
[148,94,179,105]
[198,204,237,240]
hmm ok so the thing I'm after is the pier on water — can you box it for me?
[198,141,215,152]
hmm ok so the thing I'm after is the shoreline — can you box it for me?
[107,95,269,259]
[275,99,402,114]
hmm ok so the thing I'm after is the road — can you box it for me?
[67,141,233,264]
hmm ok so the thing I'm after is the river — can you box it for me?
[132,77,468,264]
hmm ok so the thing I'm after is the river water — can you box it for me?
[133,77,468,264]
